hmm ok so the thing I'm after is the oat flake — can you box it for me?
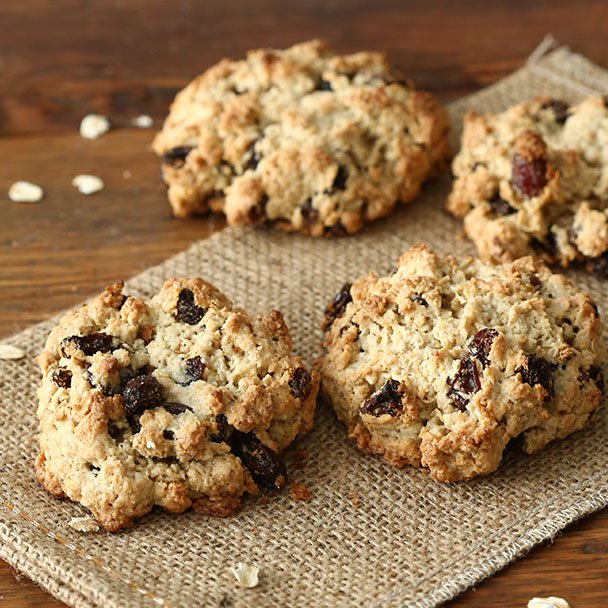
[528,597,571,608]
[0,344,26,360]
[229,562,259,588]
[132,114,153,128]
[68,517,100,533]
[8,181,44,203]
[80,114,110,139]
[72,174,104,195]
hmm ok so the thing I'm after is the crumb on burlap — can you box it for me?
[68,516,100,533]
[289,481,311,501]
[348,486,361,508]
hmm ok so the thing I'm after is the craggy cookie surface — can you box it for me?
[36,279,318,531]
[318,244,605,482]
[153,39,449,235]
[447,97,608,274]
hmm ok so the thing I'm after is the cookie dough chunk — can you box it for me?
[447,97,608,275]
[153,39,449,235]
[317,244,605,482]
[36,279,318,531]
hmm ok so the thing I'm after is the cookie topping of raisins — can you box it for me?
[59,333,114,357]
[516,354,555,399]
[122,375,164,414]
[162,146,194,167]
[288,367,312,400]
[185,356,206,383]
[52,368,72,388]
[360,379,402,417]
[468,328,498,368]
[447,357,481,411]
[322,283,352,331]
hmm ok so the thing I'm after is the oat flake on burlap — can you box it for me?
[2,40,608,608]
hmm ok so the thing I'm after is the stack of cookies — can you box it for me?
[36,40,606,531]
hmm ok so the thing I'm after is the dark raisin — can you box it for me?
[300,198,318,224]
[591,302,600,318]
[447,357,481,411]
[231,432,287,489]
[468,328,498,368]
[587,252,608,279]
[129,417,142,434]
[588,364,605,393]
[210,414,233,443]
[162,402,193,415]
[529,273,542,289]
[542,99,570,125]
[248,194,268,223]
[162,146,193,167]
[107,421,127,442]
[122,375,164,415]
[176,289,206,325]
[512,153,548,198]
[410,293,428,307]
[489,193,516,216]
[163,430,175,440]
[322,283,353,331]
[360,379,402,417]
[325,165,348,194]
[117,295,128,310]
[51,368,72,388]
[185,356,206,383]
[288,367,312,400]
[326,222,347,237]
[244,141,261,171]
[315,78,333,92]
[59,332,114,357]
[516,354,554,399]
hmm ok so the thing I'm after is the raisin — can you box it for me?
[468,328,498,368]
[326,222,347,237]
[162,146,193,167]
[410,293,428,307]
[512,153,548,198]
[162,402,193,415]
[322,283,352,331]
[129,417,142,434]
[185,356,206,383]
[60,332,114,357]
[247,194,268,223]
[51,368,72,388]
[588,364,605,393]
[447,357,481,411]
[587,252,608,279]
[122,375,164,414]
[488,193,516,216]
[542,99,570,125]
[163,430,175,440]
[315,78,333,92]
[117,295,128,310]
[516,354,554,399]
[529,273,542,289]
[360,379,402,417]
[325,165,348,194]
[288,367,312,400]
[231,432,287,489]
[300,198,318,224]
[591,302,600,318]
[176,289,206,325]
[211,414,233,443]
[244,141,261,171]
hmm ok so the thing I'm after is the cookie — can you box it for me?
[447,96,608,274]
[153,39,450,236]
[36,279,318,531]
[317,244,605,482]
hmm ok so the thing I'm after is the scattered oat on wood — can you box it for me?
[290,481,311,501]
[131,114,153,128]
[0,344,26,360]
[8,181,44,203]
[80,114,110,139]
[528,597,570,608]
[68,516,100,533]
[72,174,104,195]
[229,562,259,588]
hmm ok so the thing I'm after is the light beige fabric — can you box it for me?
[2,43,608,608]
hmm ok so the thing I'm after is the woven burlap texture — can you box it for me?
[2,43,608,608]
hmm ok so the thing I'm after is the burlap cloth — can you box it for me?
[2,41,608,608]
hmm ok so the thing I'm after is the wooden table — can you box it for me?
[1,1,607,606]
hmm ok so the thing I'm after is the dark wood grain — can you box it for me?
[1,1,608,606]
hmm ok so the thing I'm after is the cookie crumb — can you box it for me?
[229,562,259,588]
[289,481,311,501]
[72,174,104,195]
[80,114,110,139]
[122,170,132,180]
[347,486,361,508]
[292,449,308,470]
[8,181,44,203]
[528,597,570,608]
[68,516,100,533]
[132,114,153,128]
[0,344,26,360]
